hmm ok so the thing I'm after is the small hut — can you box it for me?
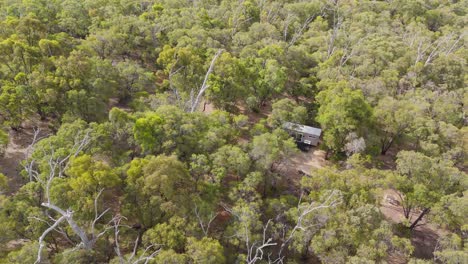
[283,122,322,146]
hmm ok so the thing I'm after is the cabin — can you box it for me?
[283,122,322,146]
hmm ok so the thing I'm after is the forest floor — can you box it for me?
[277,148,329,196]
[0,120,51,193]
[289,148,329,173]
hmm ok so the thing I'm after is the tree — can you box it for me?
[206,52,249,110]
[57,0,91,38]
[433,234,468,264]
[20,130,118,263]
[2,242,48,264]
[122,155,195,231]
[300,157,413,262]
[0,129,8,156]
[267,98,307,128]
[0,82,33,130]
[144,216,187,252]
[133,113,165,154]
[152,249,187,264]
[186,237,225,264]
[431,191,468,233]
[210,145,251,181]
[50,154,121,215]
[374,96,417,155]
[249,129,297,172]
[389,151,466,230]
[250,57,287,108]
[49,51,119,121]
[316,82,373,158]
[115,61,156,103]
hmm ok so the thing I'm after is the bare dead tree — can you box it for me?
[262,1,280,25]
[326,19,341,59]
[230,0,254,38]
[269,190,342,264]
[194,205,219,237]
[339,35,364,68]
[168,54,185,105]
[112,215,160,264]
[223,190,342,264]
[413,32,465,66]
[25,131,91,186]
[37,189,111,258]
[246,219,277,264]
[189,49,223,112]
[35,215,67,264]
[288,10,325,48]
[27,132,117,263]
[23,127,47,182]
[326,1,343,59]
[282,13,293,41]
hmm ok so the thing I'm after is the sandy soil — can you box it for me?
[289,148,329,174]
[276,147,329,195]
[201,101,216,114]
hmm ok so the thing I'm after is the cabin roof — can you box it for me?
[283,122,322,136]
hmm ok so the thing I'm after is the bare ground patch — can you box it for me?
[277,148,329,195]
[0,120,50,193]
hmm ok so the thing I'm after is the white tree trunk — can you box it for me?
[189,49,223,112]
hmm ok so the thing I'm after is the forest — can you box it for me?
[0,0,466,263]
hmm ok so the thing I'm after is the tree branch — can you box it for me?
[189,49,223,112]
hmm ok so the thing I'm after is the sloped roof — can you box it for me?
[283,122,322,136]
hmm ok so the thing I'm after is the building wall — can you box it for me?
[287,130,320,146]
[303,133,320,146]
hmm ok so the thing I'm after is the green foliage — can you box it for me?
[433,234,468,264]
[133,112,165,153]
[374,96,418,154]
[0,130,9,156]
[0,0,466,263]
[268,98,307,128]
[152,249,188,264]
[48,154,121,215]
[316,82,373,156]
[144,216,187,252]
[186,237,225,264]
[207,52,248,110]
[0,173,7,193]
[123,154,194,228]
[210,145,251,181]
[431,191,468,232]
[66,155,120,193]
[250,129,297,171]
[2,242,47,264]
[0,129,8,156]
[389,151,466,228]
[53,248,96,264]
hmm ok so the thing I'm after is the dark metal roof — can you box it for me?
[283,122,322,136]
